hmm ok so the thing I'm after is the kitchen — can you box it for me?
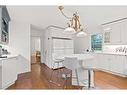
[0,6,127,89]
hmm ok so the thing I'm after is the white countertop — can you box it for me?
[85,51,127,56]
[0,54,18,61]
[56,54,94,61]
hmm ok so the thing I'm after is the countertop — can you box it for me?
[85,51,127,56]
[0,54,18,61]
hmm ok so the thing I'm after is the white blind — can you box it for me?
[52,39,74,60]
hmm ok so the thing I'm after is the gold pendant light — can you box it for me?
[58,6,87,37]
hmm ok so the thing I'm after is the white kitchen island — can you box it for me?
[56,54,95,88]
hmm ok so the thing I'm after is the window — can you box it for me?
[91,34,102,51]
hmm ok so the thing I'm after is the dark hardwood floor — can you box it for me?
[7,63,127,89]
[8,63,81,89]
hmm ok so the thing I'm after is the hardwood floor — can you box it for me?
[95,71,127,89]
[8,63,81,89]
[8,63,127,89]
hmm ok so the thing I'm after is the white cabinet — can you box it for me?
[102,55,112,71]
[51,28,72,38]
[1,57,18,89]
[110,22,121,44]
[95,54,103,69]
[94,53,127,77]
[102,24,112,44]
[110,55,124,74]
[44,28,73,68]
[121,20,127,44]
[102,19,127,45]
[0,66,2,89]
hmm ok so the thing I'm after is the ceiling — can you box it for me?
[7,6,127,31]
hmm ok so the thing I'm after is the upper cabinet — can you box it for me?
[0,6,10,44]
[121,20,127,44]
[102,19,127,45]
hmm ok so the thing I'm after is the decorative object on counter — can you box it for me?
[116,46,127,54]
[58,6,87,37]
[2,48,9,55]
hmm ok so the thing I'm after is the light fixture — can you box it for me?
[64,27,76,34]
[58,6,87,37]
[76,31,87,37]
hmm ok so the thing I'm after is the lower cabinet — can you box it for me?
[94,54,127,77]
[0,66,2,89]
[1,57,18,89]
[110,55,124,74]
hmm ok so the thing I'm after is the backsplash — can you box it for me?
[103,45,127,55]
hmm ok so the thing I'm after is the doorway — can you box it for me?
[31,36,41,64]
[30,25,42,65]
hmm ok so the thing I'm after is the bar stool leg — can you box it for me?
[75,69,80,86]
[88,70,91,89]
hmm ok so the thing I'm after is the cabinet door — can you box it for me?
[51,28,71,38]
[2,57,18,88]
[121,20,127,44]
[95,54,103,69]
[103,55,112,71]
[102,24,112,44]
[111,56,124,74]
[110,22,121,44]
[0,63,2,89]
[123,56,127,75]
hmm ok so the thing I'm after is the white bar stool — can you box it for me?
[49,59,64,87]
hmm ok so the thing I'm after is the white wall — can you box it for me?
[74,36,90,53]
[74,26,102,53]
[8,20,31,72]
